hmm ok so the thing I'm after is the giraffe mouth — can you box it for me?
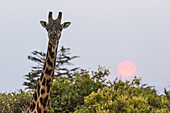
[50,38,57,45]
[50,41,56,45]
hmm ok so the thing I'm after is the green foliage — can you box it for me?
[0,90,32,113]
[49,67,110,113]
[23,46,81,90]
[164,88,170,102]
[75,77,170,113]
[0,67,169,112]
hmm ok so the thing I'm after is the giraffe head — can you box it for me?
[40,12,71,46]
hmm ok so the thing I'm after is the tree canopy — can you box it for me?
[0,67,169,113]
[23,46,81,90]
[0,47,169,113]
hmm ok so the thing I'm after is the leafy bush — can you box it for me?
[49,67,109,113]
[0,90,32,113]
[0,67,169,113]
[74,77,170,113]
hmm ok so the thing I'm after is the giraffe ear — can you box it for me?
[40,21,47,28]
[62,22,71,29]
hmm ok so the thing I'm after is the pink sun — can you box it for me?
[118,60,136,78]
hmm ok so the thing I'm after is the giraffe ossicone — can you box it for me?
[24,12,71,113]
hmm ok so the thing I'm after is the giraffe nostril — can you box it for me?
[49,34,52,37]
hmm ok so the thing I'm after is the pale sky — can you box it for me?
[0,0,170,93]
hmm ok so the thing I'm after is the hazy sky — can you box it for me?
[0,0,170,93]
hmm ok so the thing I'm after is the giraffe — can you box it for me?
[24,12,71,113]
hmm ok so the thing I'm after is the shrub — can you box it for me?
[49,67,109,113]
[74,77,170,113]
[0,67,169,113]
[0,90,32,113]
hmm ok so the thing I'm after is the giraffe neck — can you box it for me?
[25,41,59,113]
